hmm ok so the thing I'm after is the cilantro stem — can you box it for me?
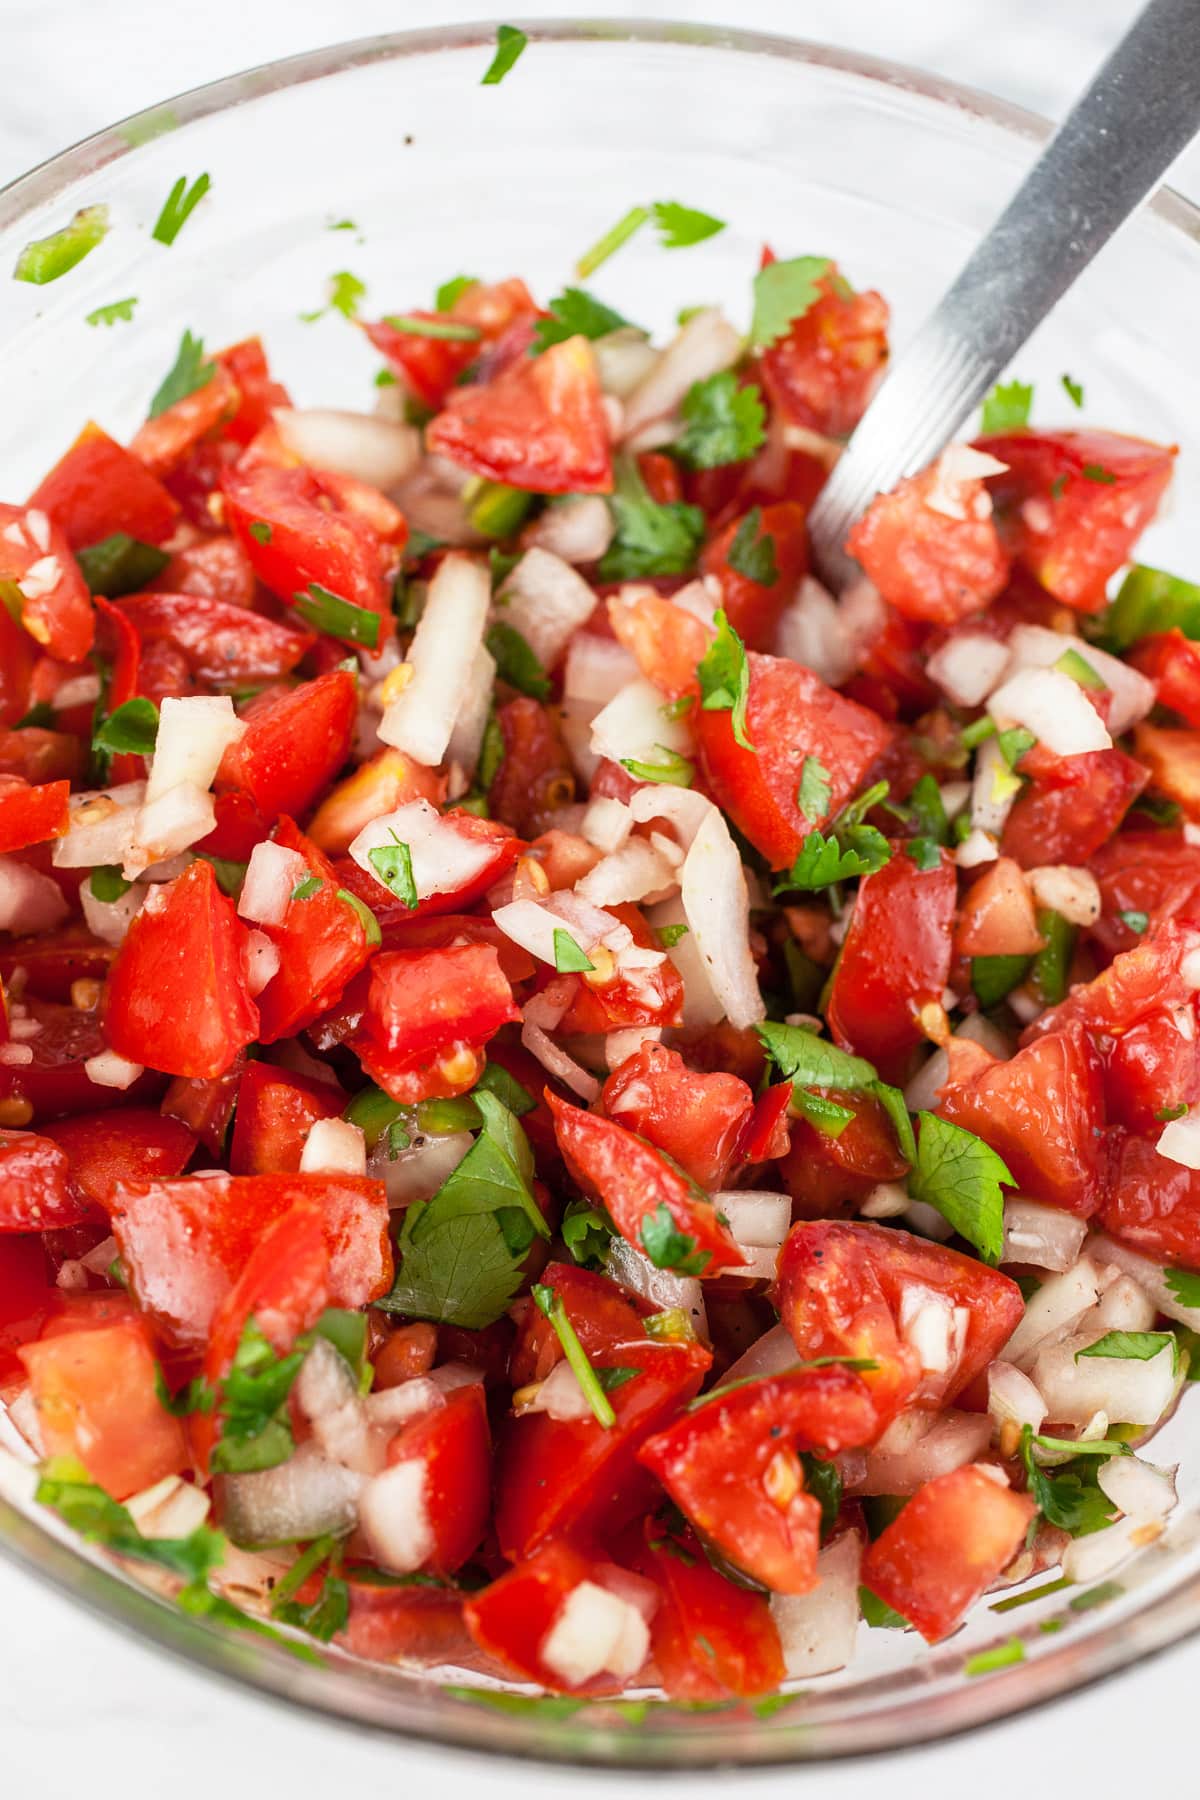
[575,206,651,279]
[270,1534,338,1614]
[532,1283,616,1427]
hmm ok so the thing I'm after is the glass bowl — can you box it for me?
[3,17,1200,1770]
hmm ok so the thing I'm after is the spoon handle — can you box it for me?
[809,0,1200,583]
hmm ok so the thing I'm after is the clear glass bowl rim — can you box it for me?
[3,15,1200,1771]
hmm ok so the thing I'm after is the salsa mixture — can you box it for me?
[2,183,1200,1704]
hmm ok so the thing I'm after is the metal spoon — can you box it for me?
[808,0,1200,588]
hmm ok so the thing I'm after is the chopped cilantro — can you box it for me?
[909,1113,1014,1263]
[532,1282,623,1426]
[725,506,779,586]
[561,1199,615,1270]
[672,372,766,470]
[651,201,726,248]
[210,1319,306,1474]
[1062,373,1084,409]
[367,833,418,909]
[301,271,366,324]
[1082,464,1116,484]
[248,521,272,545]
[335,888,381,947]
[749,255,832,349]
[639,1202,710,1276]
[656,922,690,949]
[598,458,705,581]
[905,772,951,844]
[906,837,943,871]
[198,855,248,900]
[473,1062,535,1117]
[435,274,478,310]
[1019,1425,1125,1535]
[148,329,215,419]
[486,621,550,698]
[1118,909,1149,935]
[89,865,132,904]
[532,287,633,354]
[1076,1330,1175,1363]
[620,747,695,786]
[1166,1267,1200,1309]
[859,1586,910,1629]
[576,206,651,278]
[796,756,832,823]
[92,695,159,757]
[696,608,753,750]
[980,380,1033,433]
[1156,1102,1188,1123]
[481,24,528,85]
[151,174,211,247]
[15,205,110,284]
[36,1458,224,1584]
[552,928,594,974]
[75,534,169,597]
[1069,1580,1124,1612]
[86,296,137,328]
[293,581,381,649]
[383,313,481,342]
[964,1639,1025,1677]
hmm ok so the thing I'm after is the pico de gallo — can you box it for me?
[2,232,1198,1706]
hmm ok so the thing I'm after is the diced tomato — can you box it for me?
[0,601,36,727]
[108,1170,391,1349]
[636,451,684,505]
[935,1025,1106,1217]
[130,364,241,478]
[624,1517,785,1700]
[756,258,889,439]
[1002,747,1148,867]
[606,587,711,700]
[600,1043,753,1190]
[0,1236,55,1383]
[0,503,94,662]
[307,749,447,857]
[221,462,394,638]
[227,1062,343,1175]
[981,429,1175,613]
[1133,721,1200,820]
[488,696,575,838]
[216,337,293,447]
[1089,832,1200,960]
[552,905,684,1037]
[779,1088,910,1220]
[427,337,613,496]
[736,1080,794,1166]
[338,1571,471,1664]
[1101,1133,1200,1268]
[39,1107,197,1208]
[0,776,69,854]
[27,423,179,549]
[354,944,519,1074]
[252,818,375,1042]
[825,846,957,1082]
[0,728,81,787]
[548,1092,744,1276]
[700,502,808,650]
[861,1464,1035,1642]
[639,1366,877,1592]
[956,857,1045,958]
[381,1383,491,1575]
[215,669,356,823]
[508,1262,645,1388]
[103,861,259,1079]
[20,1320,189,1499]
[847,460,1010,625]
[464,1540,640,1692]
[0,999,163,1122]
[696,653,896,869]
[363,277,537,411]
[495,1330,711,1560]
[775,1219,1024,1422]
[1026,919,1198,1045]
[160,1053,247,1157]
[119,592,314,687]
[193,791,269,863]
[0,1128,88,1231]
[1129,628,1200,727]
[1104,1010,1200,1136]
[146,536,256,609]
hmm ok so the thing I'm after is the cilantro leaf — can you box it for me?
[859,1586,910,1629]
[778,824,889,891]
[274,1574,350,1643]
[598,460,705,581]
[561,1200,614,1270]
[37,1459,224,1586]
[979,379,1033,433]
[672,372,766,471]
[553,928,594,974]
[749,255,831,349]
[1019,1425,1121,1535]
[210,1320,306,1474]
[90,865,131,904]
[367,832,418,909]
[651,201,726,249]
[639,1203,709,1276]
[1118,909,1149,935]
[301,271,367,324]
[532,287,633,354]
[76,533,169,596]
[696,607,753,750]
[1083,464,1116,485]
[1076,1331,1175,1363]
[907,836,943,871]
[725,506,779,585]
[92,695,159,757]
[905,772,951,845]
[796,756,832,824]
[86,297,137,328]
[1166,1267,1200,1309]
[293,581,381,648]
[872,1082,918,1166]
[472,1062,535,1117]
[486,621,550,698]
[757,1020,878,1091]
[909,1113,1015,1263]
[148,329,215,419]
[482,24,528,85]
[154,1367,217,1417]
[335,888,381,948]
[151,174,211,247]
[656,922,690,949]
[15,204,109,284]
[1062,373,1084,409]
[292,875,323,901]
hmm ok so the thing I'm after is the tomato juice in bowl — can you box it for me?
[3,21,1200,1769]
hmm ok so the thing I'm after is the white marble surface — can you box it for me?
[3,1,1199,1795]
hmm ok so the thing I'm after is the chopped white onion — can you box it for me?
[606,1234,708,1340]
[1061,1513,1150,1585]
[1033,1331,1177,1427]
[83,1050,144,1090]
[1026,865,1102,928]
[1089,1234,1200,1331]
[358,1457,434,1574]
[987,667,1112,756]
[576,837,677,908]
[1002,1198,1087,1272]
[295,1337,376,1474]
[494,890,626,967]
[589,677,693,769]
[563,633,639,709]
[497,549,598,669]
[719,1322,798,1390]
[971,736,1021,839]
[956,827,1000,870]
[127,786,216,876]
[218,1439,364,1547]
[445,643,496,779]
[1097,1454,1177,1524]
[238,841,310,927]
[1093,1274,1159,1335]
[350,797,497,902]
[620,309,741,439]
[525,494,615,564]
[1156,1105,1200,1169]
[520,1358,595,1423]
[520,1020,601,1102]
[368,1130,473,1207]
[1003,1256,1101,1368]
[715,1190,791,1248]
[988,1361,1047,1440]
[0,856,69,935]
[540,1580,650,1687]
[299,1116,367,1177]
[1003,624,1156,736]
[126,1475,211,1540]
[855,1408,992,1495]
[603,1025,663,1069]
[680,807,764,1029]
[52,783,144,870]
[274,407,420,490]
[771,1530,863,1676]
[859,1181,911,1220]
[146,696,244,804]
[379,553,490,765]
[926,630,1012,708]
[923,444,1008,519]
[774,577,857,687]
[581,797,633,854]
[645,895,722,1028]
[243,929,281,996]
[364,1380,443,1431]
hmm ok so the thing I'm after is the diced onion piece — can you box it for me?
[1033,1329,1178,1428]
[126,1475,212,1540]
[719,1322,797,1390]
[300,1116,367,1177]
[1001,1198,1087,1272]
[368,1130,473,1208]
[1002,1256,1102,1368]
[774,577,857,688]
[604,1025,663,1069]
[493,891,625,967]
[592,328,660,400]
[859,1181,911,1220]
[541,1580,651,1687]
[956,827,999,870]
[519,1358,594,1423]
[645,894,722,1029]
[147,696,244,804]
[1061,1513,1151,1585]
[0,856,69,935]
[1097,1454,1177,1523]
[1026,864,1101,927]
[581,797,633,854]
[379,553,490,765]
[525,494,615,565]
[498,549,598,669]
[681,807,764,1029]
[349,797,497,902]
[1004,624,1156,736]
[274,407,420,490]
[1093,1275,1158,1334]
[771,1530,862,1677]
[576,837,677,908]
[238,841,310,927]
[589,677,692,768]
[855,1408,992,1496]
[606,1234,708,1341]
[243,929,281,996]
[364,1380,443,1431]
[445,644,496,780]
[1156,1105,1200,1168]
[926,629,1012,708]
[715,1190,791,1248]
[988,1361,1047,1441]
[971,736,1020,839]
[520,1020,601,1103]
[83,1050,144,1090]
[620,309,742,439]
[1089,1234,1200,1330]
[295,1336,374,1473]
[987,667,1112,756]
[924,444,1008,520]
[127,785,216,875]
[218,1440,364,1548]
[357,1458,434,1574]
[563,633,639,709]
[52,783,144,869]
